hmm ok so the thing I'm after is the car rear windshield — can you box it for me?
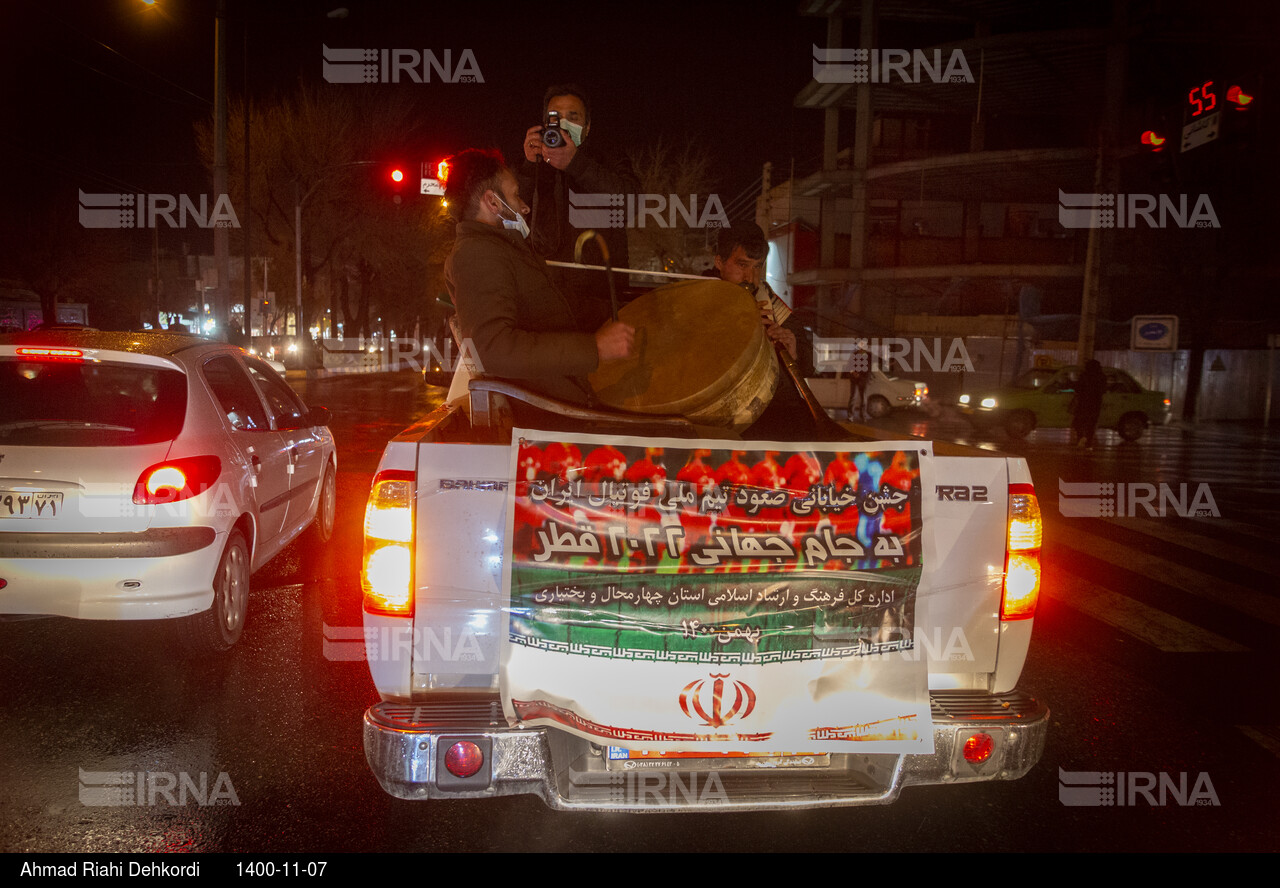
[0,357,187,446]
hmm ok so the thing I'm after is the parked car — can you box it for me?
[245,348,288,376]
[0,330,336,652]
[805,368,930,419]
[958,365,1171,440]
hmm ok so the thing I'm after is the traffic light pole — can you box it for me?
[1076,0,1127,365]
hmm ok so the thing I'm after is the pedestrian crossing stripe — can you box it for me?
[1113,516,1280,576]
[1044,573,1248,653]
[1046,519,1280,628]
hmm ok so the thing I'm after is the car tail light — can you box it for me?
[133,456,222,504]
[962,732,995,764]
[362,469,415,616]
[15,347,85,361]
[1002,482,1041,621]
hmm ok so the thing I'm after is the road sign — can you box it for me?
[1131,315,1178,351]
[1181,111,1220,152]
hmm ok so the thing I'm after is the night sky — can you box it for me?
[1,0,827,229]
[2,0,1276,281]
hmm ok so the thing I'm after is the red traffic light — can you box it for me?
[1227,85,1254,108]
[436,160,450,187]
[1141,130,1167,152]
[390,168,405,183]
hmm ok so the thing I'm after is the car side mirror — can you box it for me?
[307,406,331,427]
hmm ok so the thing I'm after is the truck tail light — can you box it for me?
[133,456,222,504]
[362,469,415,616]
[1002,483,1041,621]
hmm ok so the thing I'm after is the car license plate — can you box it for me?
[0,490,64,518]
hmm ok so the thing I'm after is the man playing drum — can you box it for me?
[710,222,813,380]
[442,148,634,407]
[708,222,827,439]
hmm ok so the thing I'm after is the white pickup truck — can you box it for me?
[358,378,1047,811]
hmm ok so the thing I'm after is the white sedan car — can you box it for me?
[0,331,336,653]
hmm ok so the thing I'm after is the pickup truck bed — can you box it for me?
[358,389,1047,811]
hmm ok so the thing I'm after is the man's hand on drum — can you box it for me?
[523,125,545,163]
[595,319,635,363]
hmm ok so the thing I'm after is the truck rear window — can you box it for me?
[0,358,187,446]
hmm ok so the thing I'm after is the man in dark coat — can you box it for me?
[517,84,637,319]
[1071,359,1107,448]
[442,149,633,407]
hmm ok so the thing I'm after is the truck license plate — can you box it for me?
[605,748,830,770]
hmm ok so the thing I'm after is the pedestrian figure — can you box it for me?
[1071,360,1106,448]
[849,367,871,420]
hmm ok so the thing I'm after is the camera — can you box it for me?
[541,110,564,149]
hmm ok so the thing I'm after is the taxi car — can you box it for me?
[0,330,336,653]
[958,364,1171,440]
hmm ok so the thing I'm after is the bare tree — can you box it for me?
[196,85,448,349]
[625,137,717,274]
[0,205,127,326]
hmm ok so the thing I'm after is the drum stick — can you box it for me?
[774,341,849,438]
[571,232,620,321]
[548,260,710,282]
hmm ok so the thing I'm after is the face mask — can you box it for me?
[561,119,585,147]
[494,194,530,239]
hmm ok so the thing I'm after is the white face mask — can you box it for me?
[494,194,530,239]
[561,119,585,147]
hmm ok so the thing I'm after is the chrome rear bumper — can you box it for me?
[364,690,1048,811]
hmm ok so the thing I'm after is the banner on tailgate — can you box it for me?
[499,430,936,754]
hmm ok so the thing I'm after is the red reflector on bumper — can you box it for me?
[963,733,995,764]
[444,741,484,778]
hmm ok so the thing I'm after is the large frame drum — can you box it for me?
[588,279,779,433]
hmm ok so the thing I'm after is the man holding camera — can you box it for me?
[518,84,637,317]
[442,148,634,407]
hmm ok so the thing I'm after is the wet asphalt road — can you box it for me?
[1,372,1277,853]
